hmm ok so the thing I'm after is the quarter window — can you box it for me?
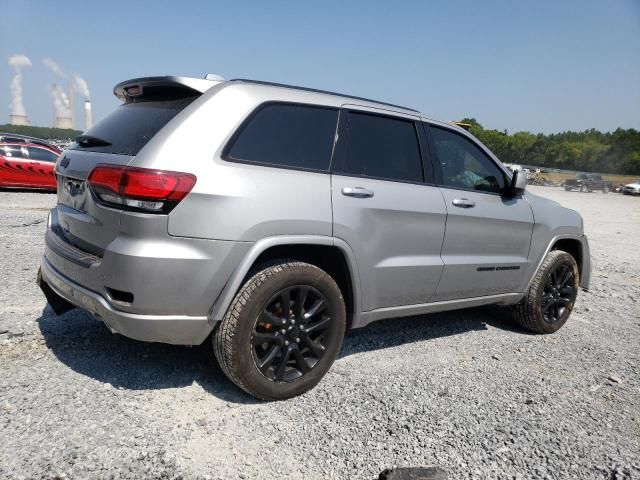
[226,103,339,171]
[430,126,506,194]
[333,111,423,183]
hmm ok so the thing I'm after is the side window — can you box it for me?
[226,103,339,171]
[333,111,423,183]
[430,126,506,194]
[0,146,25,159]
[26,147,59,162]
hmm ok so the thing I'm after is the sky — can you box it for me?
[1,0,639,134]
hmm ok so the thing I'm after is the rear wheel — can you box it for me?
[580,184,588,193]
[213,261,346,400]
[512,250,579,334]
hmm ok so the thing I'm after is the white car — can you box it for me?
[622,180,640,195]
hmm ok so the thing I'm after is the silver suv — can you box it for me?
[38,75,591,400]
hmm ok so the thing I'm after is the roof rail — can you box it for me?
[230,79,419,113]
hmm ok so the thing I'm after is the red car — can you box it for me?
[0,141,61,191]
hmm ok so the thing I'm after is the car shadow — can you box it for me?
[339,305,528,358]
[36,304,527,404]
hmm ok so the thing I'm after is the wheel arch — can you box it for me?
[528,234,591,291]
[208,236,362,328]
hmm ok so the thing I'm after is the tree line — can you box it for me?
[461,118,640,175]
[0,124,81,141]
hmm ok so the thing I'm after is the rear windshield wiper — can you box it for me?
[75,135,112,148]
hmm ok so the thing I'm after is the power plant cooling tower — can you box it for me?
[9,114,29,126]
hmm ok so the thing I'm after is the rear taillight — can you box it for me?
[88,164,196,213]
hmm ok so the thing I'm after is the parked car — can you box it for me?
[621,179,640,195]
[0,132,58,148]
[563,173,611,193]
[0,141,61,191]
[38,75,591,400]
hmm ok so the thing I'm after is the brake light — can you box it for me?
[88,164,196,213]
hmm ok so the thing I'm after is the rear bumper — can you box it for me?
[40,207,253,345]
[39,256,212,345]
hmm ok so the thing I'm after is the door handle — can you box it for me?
[452,198,475,208]
[342,187,374,199]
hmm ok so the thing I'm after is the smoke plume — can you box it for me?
[43,58,91,99]
[49,84,71,118]
[8,54,32,117]
[73,75,90,99]
[43,58,66,78]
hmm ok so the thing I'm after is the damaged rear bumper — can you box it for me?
[37,257,212,345]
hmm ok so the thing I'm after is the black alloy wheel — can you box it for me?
[252,285,332,382]
[213,261,346,400]
[540,263,577,323]
[512,250,580,334]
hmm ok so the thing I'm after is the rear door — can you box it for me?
[25,146,59,188]
[331,107,446,311]
[426,124,534,301]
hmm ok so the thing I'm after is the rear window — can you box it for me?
[69,97,197,156]
[225,103,339,172]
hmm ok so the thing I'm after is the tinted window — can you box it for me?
[0,136,27,143]
[69,97,197,156]
[0,146,26,159]
[227,103,338,171]
[334,111,423,183]
[27,147,59,162]
[430,126,506,193]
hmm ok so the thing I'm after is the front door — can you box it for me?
[331,107,447,311]
[426,124,534,301]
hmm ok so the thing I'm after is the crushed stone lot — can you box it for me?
[0,186,638,480]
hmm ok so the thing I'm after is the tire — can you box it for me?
[564,186,572,191]
[512,250,579,334]
[580,184,588,193]
[213,261,346,400]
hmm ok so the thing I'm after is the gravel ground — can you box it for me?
[0,186,638,480]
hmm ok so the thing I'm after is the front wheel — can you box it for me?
[512,250,579,334]
[213,261,346,400]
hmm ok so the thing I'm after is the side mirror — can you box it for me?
[509,169,527,195]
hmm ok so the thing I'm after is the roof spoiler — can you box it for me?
[113,75,224,102]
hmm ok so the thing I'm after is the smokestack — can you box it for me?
[84,100,92,131]
[8,54,32,124]
[68,82,75,129]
